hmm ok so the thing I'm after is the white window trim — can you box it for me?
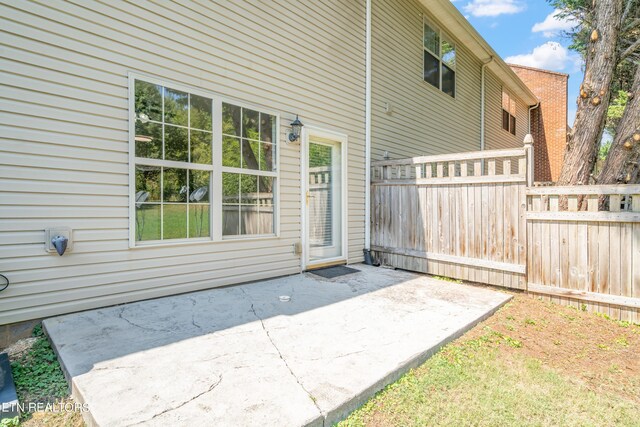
[501,88,517,135]
[127,72,281,248]
[422,16,457,98]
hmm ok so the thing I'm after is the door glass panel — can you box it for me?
[308,137,342,262]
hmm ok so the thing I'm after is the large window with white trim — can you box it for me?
[423,18,456,98]
[132,77,278,244]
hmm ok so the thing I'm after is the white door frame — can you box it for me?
[301,126,348,269]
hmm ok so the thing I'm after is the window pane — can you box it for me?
[502,91,510,110]
[259,209,274,235]
[223,136,241,168]
[241,205,260,235]
[222,204,239,236]
[190,94,212,131]
[135,81,162,122]
[510,115,516,135]
[423,50,440,88]
[136,204,161,241]
[189,204,210,238]
[190,130,212,164]
[259,176,274,235]
[509,98,517,116]
[135,166,161,202]
[502,109,510,131]
[189,170,210,203]
[222,172,240,204]
[164,125,188,162]
[164,87,188,126]
[135,120,162,159]
[163,204,187,239]
[441,40,455,68]
[423,22,439,54]
[442,65,455,97]
[240,174,258,204]
[242,108,259,140]
[260,142,274,171]
[222,103,241,136]
[242,139,260,170]
[259,176,274,197]
[260,113,276,143]
[163,168,188,202]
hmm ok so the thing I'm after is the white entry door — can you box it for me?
[304,129,346,267]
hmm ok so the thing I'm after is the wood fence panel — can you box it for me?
[526,187,640,322]
[371,146,640,321]
[371,148,528,288]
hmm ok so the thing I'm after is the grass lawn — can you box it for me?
[339,291,640,427]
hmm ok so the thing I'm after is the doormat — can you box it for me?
[309,265,360,279]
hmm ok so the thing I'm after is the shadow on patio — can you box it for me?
[44,264,511,426]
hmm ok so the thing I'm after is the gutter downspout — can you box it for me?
[528,102,540,135]
[480,56,494,151]
[363,0,373,263]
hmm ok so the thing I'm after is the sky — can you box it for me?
[451,0,583,126]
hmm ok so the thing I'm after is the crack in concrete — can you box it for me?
[129,374,223,426]
[188,297,202,329]
[240,288,325,425]
[248,302,325,423]
[303,349,365,362]
[118,307,168,332]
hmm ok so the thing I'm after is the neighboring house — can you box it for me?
[0,0,537,331]
[509,64,569,183]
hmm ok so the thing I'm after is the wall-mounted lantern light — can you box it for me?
[288,115,303,142]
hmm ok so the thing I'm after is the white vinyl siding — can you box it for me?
[371,0,481,160]
[371,0,530,159]
[0,0,366,325]
[484,70,530,150]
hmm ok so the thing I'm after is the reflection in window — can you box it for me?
[221,102,277,237]
[222,173,274,236]
[134,80,213,241]
[133,79,278,243]
[222,103,277,172]
[423,19,456,97]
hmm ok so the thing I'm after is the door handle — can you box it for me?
[306,191,310,205]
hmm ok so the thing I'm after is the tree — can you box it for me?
[597,64,640,184]
[556,0,624,186]
[605,89,629,136]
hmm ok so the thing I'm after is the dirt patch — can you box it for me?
[19,401,85,427]
[465,292,640,402]
[2,337,38,360]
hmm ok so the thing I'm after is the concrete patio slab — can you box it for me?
[43,264,511,426]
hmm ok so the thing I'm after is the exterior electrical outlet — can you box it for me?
[45,228,73,255]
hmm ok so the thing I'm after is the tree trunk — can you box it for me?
[557,0,624,186]
[598,64,640,184]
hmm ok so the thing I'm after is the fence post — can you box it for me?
[524,134,534,187]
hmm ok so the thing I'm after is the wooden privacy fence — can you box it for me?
[527,185,640,322]
[371,146,531,290]
[370,143,640,322]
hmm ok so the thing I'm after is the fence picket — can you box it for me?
[370,148,640,320]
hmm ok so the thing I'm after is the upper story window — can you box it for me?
[502,90,516,135]
[423,18,456,98]
[132,77,278,245]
